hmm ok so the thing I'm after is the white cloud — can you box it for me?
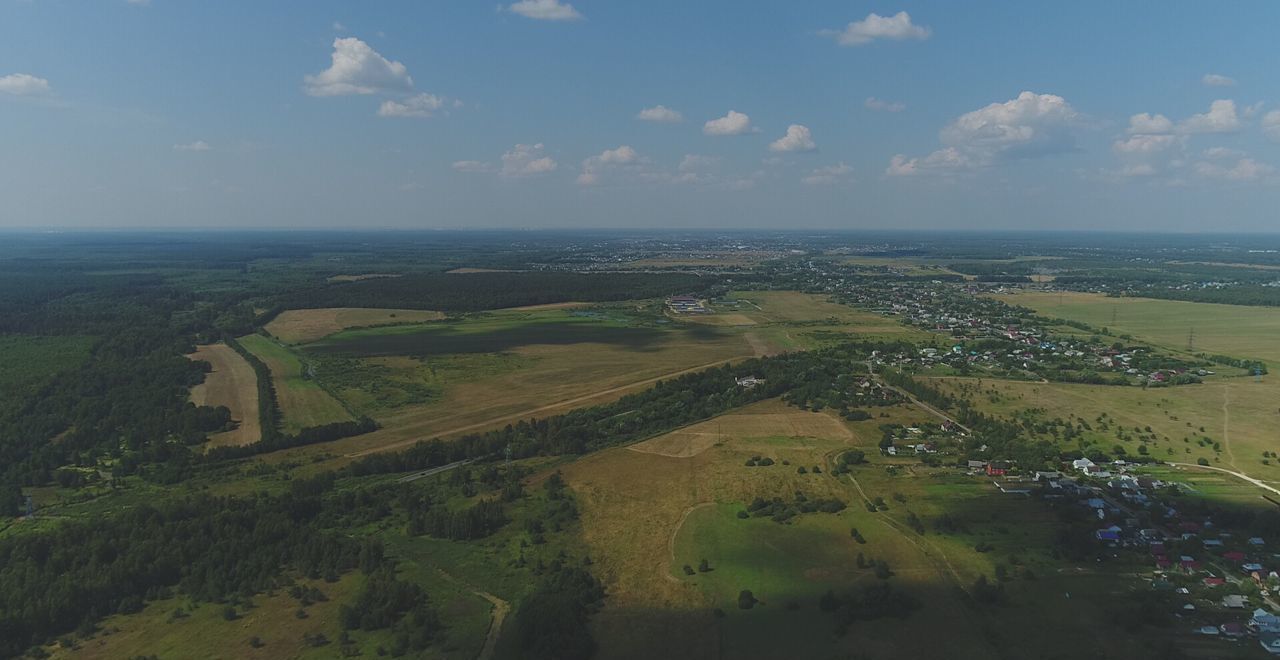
[577,145,642,185]
[452,160,493,173]
[304,38,413,97]
[1127,113,1174,135]
[0,73,51,96]
[1112,134,1180,154]
[824,11,931,46]
[703,110,753,136]
[378,93,445,118]
[501,143,557,177]
[508,0,583,21]
[332,21,347,31]
[769,124,817,152]
[802,162,852,185]
[1179,99,1240,134]
[864,97,905,112]
[1202,146,1244,160]
[1262,110,1280,141]
[886,147,972,176]
[889,91,1078,175]
[1194,157,1275,182]
[173,140,211,152]
[636,105,683,123]
[1202,73,1236,87]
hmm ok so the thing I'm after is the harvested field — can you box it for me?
[187,343,260,447]
[266,307,445,344]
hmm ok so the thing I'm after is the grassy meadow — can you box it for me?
[557,397,1162,659]
[237,333,353,434]
[994,290,1280,365]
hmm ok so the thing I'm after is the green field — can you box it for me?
[996,290,1280,364]
[306,309,697,357]
[237,333,353,434]
[559,396,1171,659]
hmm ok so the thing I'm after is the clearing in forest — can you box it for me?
[266,307,445,344]
[187,343,261,447]
[237,334,352,434]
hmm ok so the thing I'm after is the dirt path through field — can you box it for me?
[434,569,509,660]
[1222,384,1238,471]
[1169,462,1280,498]
[346,356,753,457]
[665,502,716,582]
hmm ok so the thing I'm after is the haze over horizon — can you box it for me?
[3,1,1280,232]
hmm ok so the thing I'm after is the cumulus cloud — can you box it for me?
[577,145,642,185]
[1112,133,1180,154]
[508,0,583,21]
[378,93,445,118]
[636,105,683,122]
[769,124,817,152]
[1127,113,1174,135]
[1179,99,1240,134]
[802,162,852,185]
[501,143,557,177]
[703,110,753,136]
[1264,110,1280,141]
[0,73,51,96]
[1194,157,1275,182]
[173,140,211,152]
[1202,73,1236,87]
[823,11,931,46]
[865,97,905,112]
[887,91,1079,175]
[304,38,413,96]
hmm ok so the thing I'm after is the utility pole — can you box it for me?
[1187,327,1195,352]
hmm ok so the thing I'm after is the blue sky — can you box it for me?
[3,1,1279,231]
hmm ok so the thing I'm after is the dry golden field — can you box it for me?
[266,307,446,344]
[186,343,260,448]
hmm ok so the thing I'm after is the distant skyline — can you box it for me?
[3,1,1280,231]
